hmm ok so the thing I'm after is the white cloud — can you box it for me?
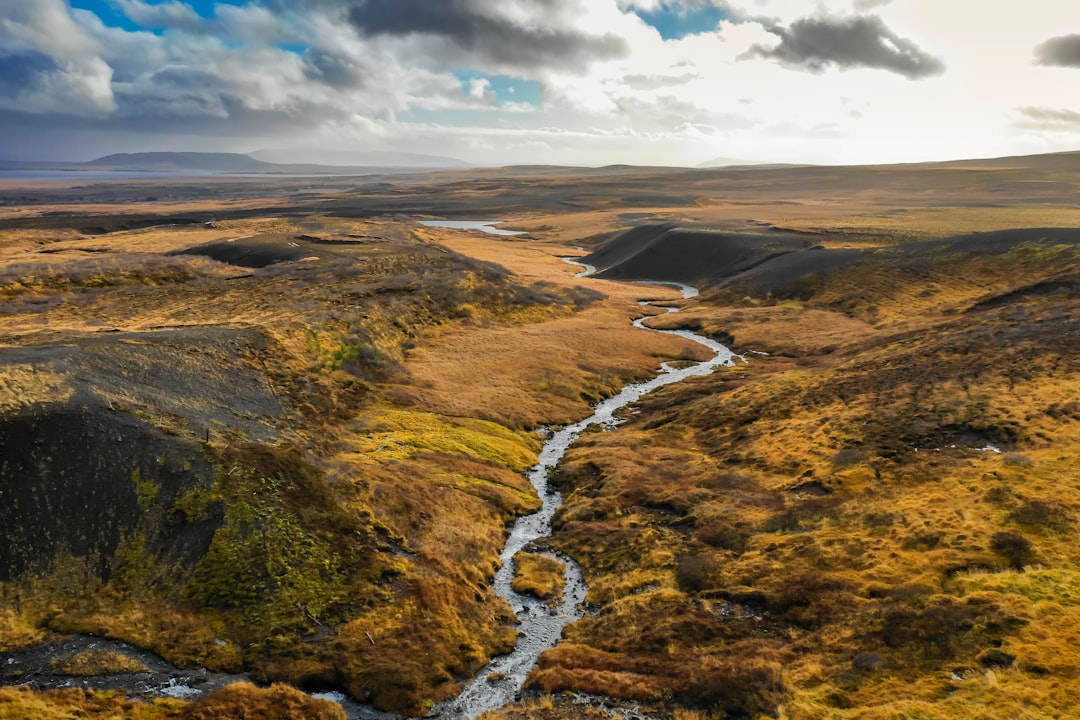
[1,0,1080,164]
[468,77,491,100]
[0,0,114,114]
[113,0,201,32]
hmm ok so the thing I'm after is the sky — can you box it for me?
[1,0,1079,166]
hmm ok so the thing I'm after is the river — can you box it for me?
[417,220,526,236]
[428,258,739,718]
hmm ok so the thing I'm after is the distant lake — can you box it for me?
[418,220,526,236]
[0,170,350,181]
[0,170,208,181]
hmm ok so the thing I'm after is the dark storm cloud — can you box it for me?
[1034,34,1080,68]
[346,0,628,70]
[124,66,232,117]
[303,50,369,89]
[0,51,62,95]
[743,15,945,79]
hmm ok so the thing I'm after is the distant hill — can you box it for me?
[250,148,468,168]
[86,152,276,172]
[82,151,465,176]
[697,156,776,169]
[913,150,1080,171]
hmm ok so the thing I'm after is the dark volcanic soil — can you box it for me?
[0,328,286,581]
[584,224,819,285]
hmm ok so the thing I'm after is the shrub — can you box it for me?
[676,657,786,717]
[877,595,1025,660]
[1001,452,1034,467]
[762,496,841,533]
[694,519,751,553]
[990,531,1035,570]
[675,554,719,593]
[1008,499,1072,533]
[769,572,854,629]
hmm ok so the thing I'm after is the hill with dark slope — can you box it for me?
[584,225,815,285]
[714,245,865,297]
[705,227,1080,310]
[584,225,1080,299]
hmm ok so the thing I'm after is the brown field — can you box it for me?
[0,151,1078,718]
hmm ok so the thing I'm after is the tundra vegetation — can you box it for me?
[0,155,1078,718]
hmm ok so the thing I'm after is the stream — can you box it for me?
[429,259,741,718]
[0,259,740,720]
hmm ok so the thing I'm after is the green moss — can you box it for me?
[953,569,1080,606]
[132,468,160,515]
[171,486,215,523]
[188,470,348,632]
[357,410,539,471]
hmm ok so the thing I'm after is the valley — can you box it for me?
[0,153,1077,719]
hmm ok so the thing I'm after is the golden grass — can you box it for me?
[0,686,184,719]
[181,682,345,720]
[345,407,540,471]
[538,228,1080,717]
[511,552,566,602]
[52,650,150,676]
[0,608,44,652]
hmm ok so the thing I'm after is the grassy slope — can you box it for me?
[522,231,1079,717]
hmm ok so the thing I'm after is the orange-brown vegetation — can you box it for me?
[511,552,567,602]
[0,686,184,719]
[0,682,344,720]
[181,682,345,719]
[53,650,150,676]
[537,229,1080,717]
[2,156,1079,718]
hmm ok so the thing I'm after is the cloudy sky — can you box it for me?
[1,0,1078,166]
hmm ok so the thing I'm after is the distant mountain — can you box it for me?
[86,152,275,172]
[250,148,468,168]
[81,151,468,176]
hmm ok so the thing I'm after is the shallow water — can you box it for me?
[417,220,526,236]
[431,260,738,718]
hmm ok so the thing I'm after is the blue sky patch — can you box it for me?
[70,0,142,32]
[452,71,542,108]
[635,3,730,40]
[70,0,246,30]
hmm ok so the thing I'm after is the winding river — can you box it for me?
[429,259,741,718]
